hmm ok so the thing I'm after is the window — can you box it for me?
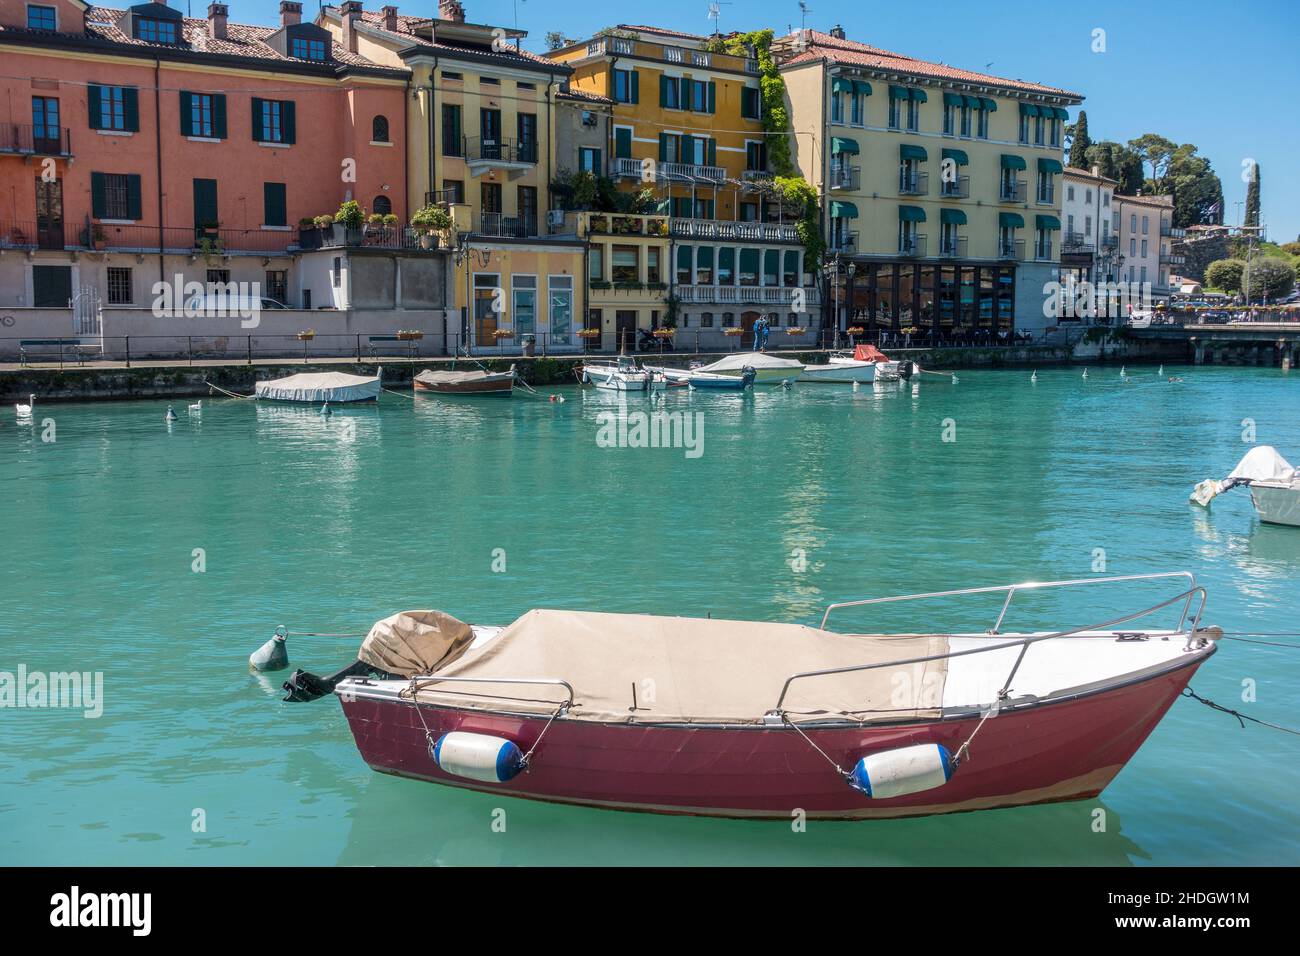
[549,276,573,338]
[722,311,735,327]
[690,79,710,112]
[647,248,660,284]
[481,77,500,86]
[32,96,59,147]
[739,248,760,286]
[662,77,681,110]
[372,115,390,142]
[1085,188,1092,203]
[252,98,295,144]
[831,93,844,124]
[513,276,537,334]
[976,107,989,139]
[290,37,327,61]
[613,69,638,104]
[589,246,604,281]
[263,182,286,227]
[372,195,392,216]
[441,104,462,156]
[442,71,463,81]
[106,267,132,305]
[136,17,177,44]
[1141,239,1148,258]
[579,147,602,174]
[741,87,761,120]
[27,4,56,30]
[783,250,800,287]
[181,92,225,138]
[1142,215,1149,235]
[700,312,714,328]
[612,245,638,283]
[745,141,766,172]
[265,270,288,304]
[1103,192,1110,207]
[207,268,231,287]
[442,180,464,203]
[90,172,140,220]
[695,247,714,285]
[1019,112,1030,143]
[1049,119,1060,147]
[717,248,734,285]
[959,106,971,137]
[89,85,138,132]
[518,82,536,91]
[889,93,903,129]
[517,112,538,162]
[1067,186,1075,202]
[676,246,691,284]
[851,93,864,126]
[1130,214,1137,232]
[331,258,341,288]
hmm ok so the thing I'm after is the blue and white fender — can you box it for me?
[849,743,954,799]
[433,732,526,783]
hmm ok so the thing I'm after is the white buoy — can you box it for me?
[852,380,860,392]
[1120,365,1127,378]
[1158,364,1164,376]
[321,401,332,416]
[1030,370,1038,383]
[249,626,290,672]
[165,405,177,422]
[1082,368,1089,379]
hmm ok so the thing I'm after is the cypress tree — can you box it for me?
[1068,111,1091,169]
[1244,162,1260,228]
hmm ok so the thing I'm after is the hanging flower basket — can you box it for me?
[296,330,316,341]
[492,329,515,340]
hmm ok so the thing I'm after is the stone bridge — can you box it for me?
[1127,323,1300,367]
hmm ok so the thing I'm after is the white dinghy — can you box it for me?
[255,368,383,403]
[1190,445,1300,526]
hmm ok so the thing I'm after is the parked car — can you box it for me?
[182,294,289,314]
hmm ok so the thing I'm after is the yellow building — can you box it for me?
[318,0,587,353]
[775,27,1083,337]
[549,25,819,348]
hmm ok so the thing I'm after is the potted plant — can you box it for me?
[786,326,806,335]
[334,200,364,245]
[297,329,316,341]
[652,327,675,339]
[492,328,515,340]
[197,220,220,242]
[409,204,451,250]
[91,224,107,250]
[723,327,744,337]
[395,329,424,341]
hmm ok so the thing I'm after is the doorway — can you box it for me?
[741,310,760,349]
[34,177,63,250]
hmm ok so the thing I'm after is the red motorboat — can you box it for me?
[290,574,1218,820]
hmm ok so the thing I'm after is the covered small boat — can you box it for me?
[1191,446,1300,526]
[800,345,902,384]
[579,355,651,391]
[690,351,804,385]
[687,366,756,390]
[414,365,515,395]
[289,573,1217,819]
[254,368,382,403]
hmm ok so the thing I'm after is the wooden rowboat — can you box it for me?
[414,365,515,395]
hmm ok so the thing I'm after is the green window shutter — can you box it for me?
[763,249,779,281]
[707,81,716,113]
[88,85,103,129]
[179,92,193,136]
[784,249,799,278]
[213,94,227,139]
[658,132,667,162]
[681,134,693,163]
[615,127,632,158]
[697,246,714,270]
[677,245,691,271]
[719,247,735,277]
[282,101,296,144]
[707,138,716,167]
[126,174,142,220]
[90,171,106,218]
[193,178,218,226]
[264,182,287,227]
[679,78,689,109]
[591,148,602,174]
[659,75,669,107]
[123,88,139,131]
[251,97,263,140]
[631,70,639,104]
[739,248,759,277]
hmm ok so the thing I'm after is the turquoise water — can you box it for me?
[2,365,1298,866]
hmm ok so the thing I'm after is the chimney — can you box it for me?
[207,2,228,40]
[829,24,845,39]
[341,0,362,52]
[279,1,302,26]
[1091,164,1100,177]
[438,0,465,23]
[381,4,398,30]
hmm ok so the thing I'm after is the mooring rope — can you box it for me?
[1182,687,1300,737]
[284,629,366,638]
[381,386,415,400]
[204,381,254,400]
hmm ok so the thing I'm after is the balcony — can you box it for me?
[828,165,860,191]
[1000,180,1026,203]
[585,213,669,237]
[463,135,538,170]
[899,171,928,196]
[829,231,858,254]
[670,219,800,242]
[476,212,540,238]
[899,234,927,257]
[0,219,299,254]
[998,238,1025,260]
[676,285,820,306]
[939,175,970,199]
[1160,253,1186,266]
[1062,231,1094,254]
[1036,185,1055,205]
[742,169,774,183]
[1101,234,1119,251]
[938,235,967,258]
[1160,223,1186,238]
[1034,240,1053,261]
[657,160,727,183]
[424,188,460,206]
[0,123,72,157]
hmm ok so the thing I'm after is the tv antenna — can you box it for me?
[708,2,732,34]
[798,1,812,30]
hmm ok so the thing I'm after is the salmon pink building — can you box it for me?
[0,0,410,312]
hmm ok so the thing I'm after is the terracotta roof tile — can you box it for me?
[334,7,568,72]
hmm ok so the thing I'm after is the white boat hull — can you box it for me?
[714,366,802,385]
[583,366,650,391]
[1251,483,1300,526]
[799,361,879,383]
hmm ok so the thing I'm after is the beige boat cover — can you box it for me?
[415,367,513,385]
[406,609,949,725]
[359,610,475,677]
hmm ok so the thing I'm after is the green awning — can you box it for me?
[889,84,909,99]
[830,200,859,219]
[963,94,981,109]
[1036,214,1061,230]
[999,212,1024,228]
[1019,103,1039,117]
[910,88,928,103]
[831,136,859,155]
[980,97,997,111]
[831,77,854,95]
[941,147,969,165]
[900,144,928,162]
[1000,153,1026,170]
[943,91,964,107]
[1054,107,1069,121]
[941,208,967,225]
[899,205,926,223]
[853,80,872,96]
[1038,157,1063,174]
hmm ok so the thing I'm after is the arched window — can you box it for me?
[372,196,392,216]
[372,115,390,143]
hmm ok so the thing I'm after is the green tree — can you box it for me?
[1244,162,1261,228]
[1067,110,1091,169]
[1167,145,1224,227]
[1086,141,1144,195]
[544,31,569,51]
[1204,258,1246,293]
[1244,256,1293,301]
[1128,133,1177,188]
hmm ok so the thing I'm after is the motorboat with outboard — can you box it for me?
[283,573,1217,819]
[1191,445,1300,526]
[650,352,803,386]
[799,345,903,384]
[579,355,652,391]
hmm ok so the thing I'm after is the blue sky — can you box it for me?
[228,0,1299,241]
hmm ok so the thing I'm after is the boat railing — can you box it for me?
[773,582,1208,714]
[404,675,576,711]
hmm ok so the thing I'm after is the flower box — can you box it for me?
[296,330,316,341]
[578,328,602,339]
[786,327,806,335]
[396,330,424,341]
[492,329,515,340]
[652,328,675,338]
[846,326,865,335]
[723,328,744,337]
